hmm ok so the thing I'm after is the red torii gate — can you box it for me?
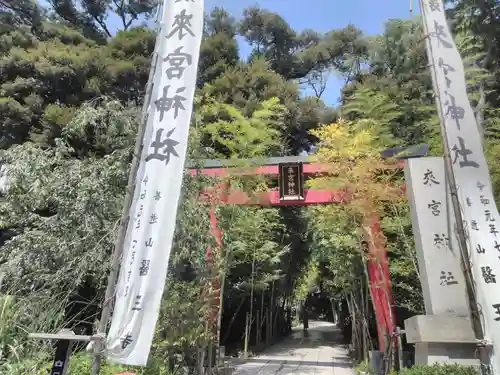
[188,154,411,351]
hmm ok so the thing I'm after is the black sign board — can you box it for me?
[50,339,71,375]
[29,329,91,375]
[279,162,304,201]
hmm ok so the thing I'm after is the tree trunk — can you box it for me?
[245,253,256,358]
[256,310,260,346]
[222,298,244,344]
[243,312,250,358]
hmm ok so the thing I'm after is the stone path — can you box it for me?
[229,321,356,375]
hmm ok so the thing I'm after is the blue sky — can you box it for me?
[203,0,418,105]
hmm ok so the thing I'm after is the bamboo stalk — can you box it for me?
[222,298,244,344]
[270,280,275,340]
[266,307,271,344]
[243,313,250,358]
[256,310,260,346]
[215,232,230,365]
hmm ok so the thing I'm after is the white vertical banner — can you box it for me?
[421,0,500,370]
[404,157,469,316]
[106,0,204,366]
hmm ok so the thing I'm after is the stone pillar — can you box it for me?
[404,158,479,366]
[405,316,478,366]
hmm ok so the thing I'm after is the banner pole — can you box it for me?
[419,1,492,373]
[90,23,163,375]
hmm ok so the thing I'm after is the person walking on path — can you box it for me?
[302,305,309,332]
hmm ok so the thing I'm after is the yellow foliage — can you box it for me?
[294,261,320,302]
[308,118,402,219]
[196,94,286,159]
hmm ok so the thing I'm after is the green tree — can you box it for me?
[198,94,287,158]
[47,0,156,41]
[239,7,368,80]
[0,0,44,33]
[0,23,153,148]
[343,19,441,150]
[197,7,239,87]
